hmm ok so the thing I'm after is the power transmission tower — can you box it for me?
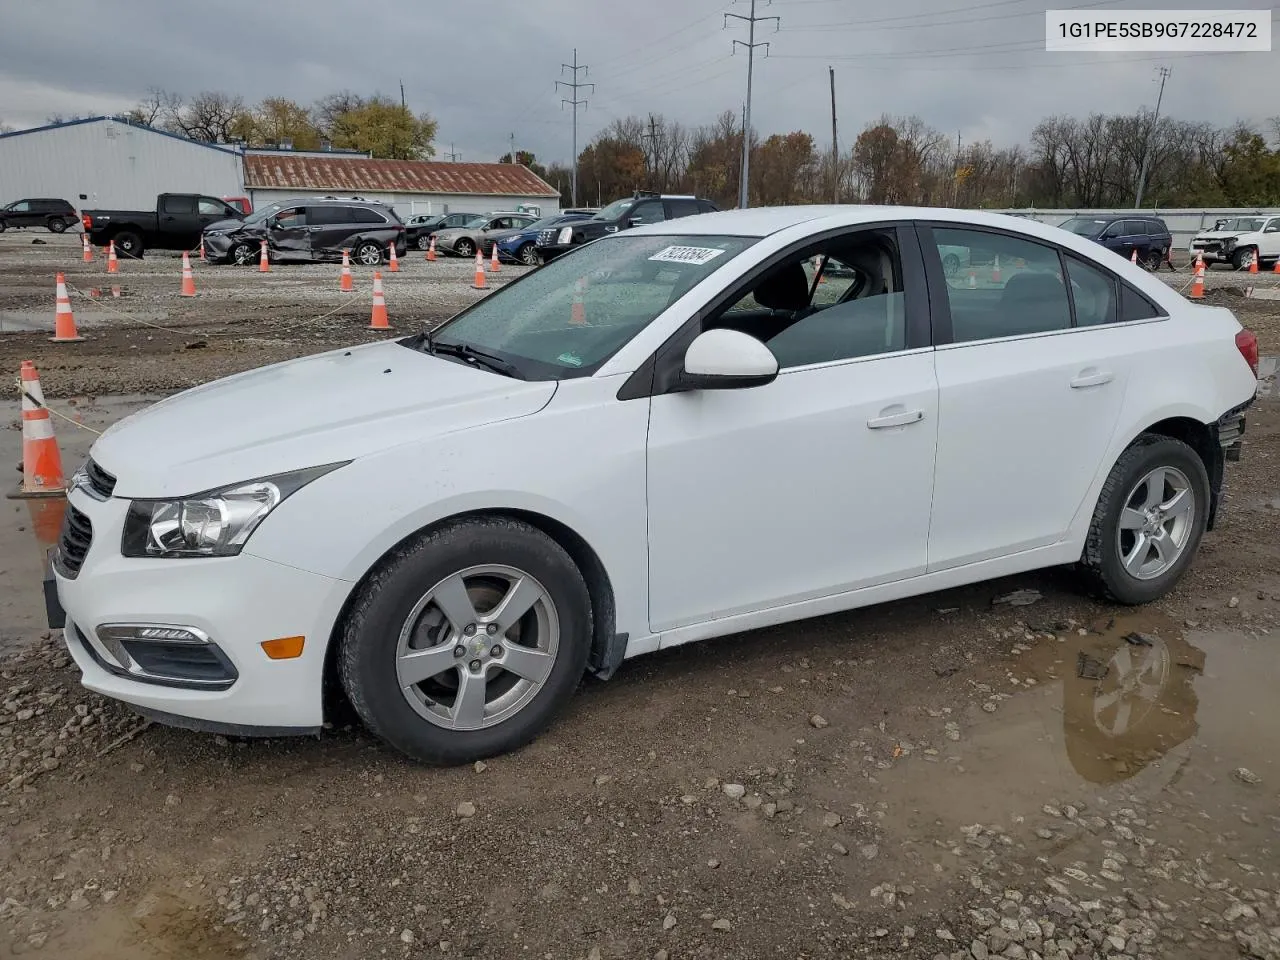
[641,113,660,186]
[1134,65,1171,208]
[557,49,594,207]
[444,143,461,163]
[725,0,779,209]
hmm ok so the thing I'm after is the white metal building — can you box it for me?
[243,153,561,220]
[0,116,244,212]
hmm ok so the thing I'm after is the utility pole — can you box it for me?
[829,67,838,204]
[1134,65,1171,208]
[952,131,961,207]
[557,49,593,207]
[399,80,406,110]
[509,132,517,163]
[641,113,660,186]
[444,143,460,163]
[726,0,779,209]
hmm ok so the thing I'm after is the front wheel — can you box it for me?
[416,235,431,251]
[517,242,540,266]
[453,238,475,259]
[338,517,593,765]
[230,241,257,266]
[1231,246,1256,270]
[1080,436,1209,605]
[355,241,382,266]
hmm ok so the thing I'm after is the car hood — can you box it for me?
[487,228,526,244]
[433,228,469,241]
[204,217,248,234]
[89,340,557,499]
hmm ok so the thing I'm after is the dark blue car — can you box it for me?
[492,212,596,266]
[1058,215,1173,269]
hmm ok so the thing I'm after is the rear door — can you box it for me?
[1260,217,1280,259]
[308,205,355,258]
[922,224,1134,570]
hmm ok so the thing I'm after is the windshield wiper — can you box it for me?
[425,339,523,379]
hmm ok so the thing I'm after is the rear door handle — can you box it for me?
[867,409,924,429]
[1070,369,1114,389]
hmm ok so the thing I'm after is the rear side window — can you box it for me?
[1147,220,1168,235]
[350,207,388,224]
[666,198,701,218]
[1064,255,1117,327]
[310,206,353,225]
[931,227,1071,343]
[1119,284,1161,322]
[162,196,196,215]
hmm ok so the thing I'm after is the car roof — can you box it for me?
[622,204,1157,245]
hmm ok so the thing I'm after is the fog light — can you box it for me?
[93,623,237,689]
[260,636,305,660]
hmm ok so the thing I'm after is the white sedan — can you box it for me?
[48,206,1260,765]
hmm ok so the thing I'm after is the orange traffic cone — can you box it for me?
[179,251,196,297]
[258,239,270,272]
[369,271,390,330]
[489,242,500,273]
[107,241,119,274]
[1273,256,1280,275]
[51,273,84,342]
[1248,249,1259,274]
[966,269,977,289]
[18,361,66,495]
[388,242,400,273]
[340,249,354,292]
[198,237,206,262]
[471,249,487,290]
[1189,260,1205,299]
[81,235,93,262]
[426,236,437,262]
[1130,248,1139,265]
[991,254,1002,283]
[570,277,587,325]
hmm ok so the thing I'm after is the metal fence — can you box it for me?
[988,208,1280,250]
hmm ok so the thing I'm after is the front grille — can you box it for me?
[85,459,116,498]
[55,505,93,579]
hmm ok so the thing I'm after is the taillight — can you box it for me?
[81,214,92,230]
[1236,328,1259,378]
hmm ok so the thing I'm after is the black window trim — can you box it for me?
[917,221,1168,348]
[617,220,933,401]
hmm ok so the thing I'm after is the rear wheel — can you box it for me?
[1080,436,1209,605]
[114,231,143,258]
[339,517,593,765]
[47,217,68,233]
[0,220,6,233]
[355,241,382,266]
[1144,247,1164,271]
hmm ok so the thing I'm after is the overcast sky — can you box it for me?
[1,0,1276,166]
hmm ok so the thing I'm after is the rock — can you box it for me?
[1002,945,1027,960]
[654,952,669,960]
[663,914,677,931]
[473,761,486,773]
[937,928,955,941]
[588,949,602,960]
[945,722,962,742]
[15,708,33,721]
[983,702,999,713]
[723,783,746,800]
[711,919,731,931]
[1232,767,1262,785]
[1106,935,1126,951]
[627,878,641,896]
[1222,902,1256,922]
[822,812,843,828]
[810,714,829,729]
[1036,828,1055,840]
[860,845,879,860]
[455,801,476,818]
[1227,596,1239,608]
[972,940,990,960]
[832,842,849,855]
[707,858,720,869]
[989,931,1012,954]
[400,929,414,944]
[743,795,762,810]
[994,589,1042,607]
[593,774,613,786]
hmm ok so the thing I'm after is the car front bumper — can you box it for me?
[202,233,240,261]
[1189,242,1227,262]
[534,244,573,261]
[48,488,346,734]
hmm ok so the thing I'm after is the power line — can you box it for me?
[557,48,594,207]
[725,0,780,209]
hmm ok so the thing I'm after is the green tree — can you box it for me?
[1219,129,1280,205]
[249,97,322,150]
[325,94,437,159]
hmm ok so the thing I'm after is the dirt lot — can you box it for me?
[2,233,1280,960]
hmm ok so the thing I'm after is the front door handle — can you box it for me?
[867,409,924,429]
[1070,369,1114,389]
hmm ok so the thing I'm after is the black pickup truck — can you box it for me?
[82,193,245,258]
[534,191,718,262]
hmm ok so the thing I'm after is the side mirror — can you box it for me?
[627,217,641,228]
[678,329,779,391]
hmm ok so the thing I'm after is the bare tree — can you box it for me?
[125,87,183,129]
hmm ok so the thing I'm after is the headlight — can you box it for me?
[557,226,574,244]
[1221,237,1236,250]
[121,463,346,558]
[205,230,223,238]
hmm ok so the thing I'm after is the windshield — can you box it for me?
[427,234,758,379]
[242,201,287,225]
[1059,217,1107,236]
[1217,218,1265,232]
[593,198,634,221]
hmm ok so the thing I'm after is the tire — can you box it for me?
[1080,435,1210,605]
[1230,246,1255,271]
[416,235,431,251]
[517,242,540,266]
[114,231,144,259]
[230,241,257,266]
[47,217,68,234]
[355,240,382,266]
[454,237,475,258]
[0,220,6,233]
[1144,248,1163,271]
[339,516,593,765]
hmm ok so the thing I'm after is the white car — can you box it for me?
[47,206,1260,765]
[1188,215,1280,269]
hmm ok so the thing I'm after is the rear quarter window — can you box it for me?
[350,207,389,224]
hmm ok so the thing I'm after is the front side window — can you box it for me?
[272,207,307,228]
[594,198,634,221]
[9,201,30,212]
[932,227,1071,343]
[1265,219,1280,234]
[708,229,907,368]
[198,198,229,216]
[429,234,757,379]
[629,201,666,225]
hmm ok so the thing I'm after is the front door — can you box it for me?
[921,225,1132,571]
[266,206,312,261]
[645,225,939,632]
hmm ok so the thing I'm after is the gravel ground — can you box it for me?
[2,232,1279,960]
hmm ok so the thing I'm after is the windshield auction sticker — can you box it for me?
[649,245,727,266]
